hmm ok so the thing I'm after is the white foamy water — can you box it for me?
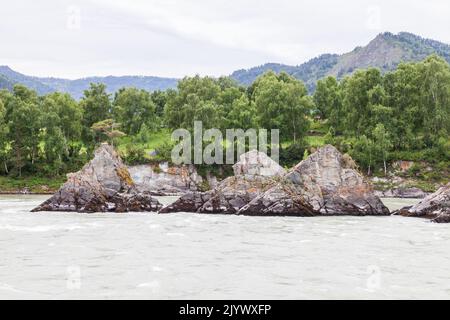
[1,195,450,299]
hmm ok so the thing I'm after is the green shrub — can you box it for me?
[407,163,424,176]
[280,141,308,167]
[153,141,176,163]
[121,145,147,165]
[152,165,162,174]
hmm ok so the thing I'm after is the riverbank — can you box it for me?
[0,173,447,198]
[0,176,65,194]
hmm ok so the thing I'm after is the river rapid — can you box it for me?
[1,195,449,299]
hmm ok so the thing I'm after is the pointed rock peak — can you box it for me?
[236,144,388,216]
[160,150,284,215]
[288,144,363,194]
[295,144,357,171]
[32,143,162,213]
[80,142,134,194]
[233,150,286,177]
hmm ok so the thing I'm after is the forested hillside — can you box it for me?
[0,75,13,91]
[0,54,448,193]
[0,66,54,95]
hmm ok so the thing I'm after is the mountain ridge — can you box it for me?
[231,32,450,91]
[0,65,178,99]
[1,31,449,97]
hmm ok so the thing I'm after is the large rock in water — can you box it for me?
[232,150,286,177]
[238,145,389,216]
[32,143,162,213]
[128,163,205,196]
[159,151,286,214]
[398,183,450,223]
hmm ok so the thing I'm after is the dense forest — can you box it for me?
[0,55,449,191]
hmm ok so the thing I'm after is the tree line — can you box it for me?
[315,54,450,174]
[0,54,448,178]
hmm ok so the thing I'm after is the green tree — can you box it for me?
[417,55,450,145]
[313,76,342,126]
[164,76,222,131]
[44,93,82,142]
[372,123,393,176]
[351,135,375,175]
[80,83,111,144]
[91,119,126,145]
[252,71,311,142]
[0,97,10,174]
[113,87,156,135]
[7,85,42,176]
[151,90,168,118]
[341,68,383,136]
[226,94,256,130]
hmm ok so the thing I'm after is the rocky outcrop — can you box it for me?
[32,144,162,213]
[128,163,204,196]
[160,146,389,216]
[232,150,286,177]
[159,151,285,214]
[238,145,389,216]
[374,187,430,199]
[398,183,450,223]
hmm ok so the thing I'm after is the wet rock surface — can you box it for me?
[32,144,162,213]
[161,146,389,216]
[128,163,204,196]
[398,183,450,223]
[238,145,389,216]
[374,187,430,199]
[159,151,285,214]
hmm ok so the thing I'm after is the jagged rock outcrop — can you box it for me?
[159,151,285,214]
[238,145,389,216]
[232,150,286,177]
[128,163,204,195]
[32,143,162,213]
[398,183,450,223]
[160,146,388,216]
[374,187,430,199]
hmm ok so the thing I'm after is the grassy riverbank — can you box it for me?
[0,176,66,194]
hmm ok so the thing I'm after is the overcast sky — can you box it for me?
[1,0,449,79]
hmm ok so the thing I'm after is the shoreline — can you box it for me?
[0,191,426,199]
[0,191,55,195]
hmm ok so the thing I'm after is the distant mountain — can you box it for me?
[1,32,449,96]
[0,74,14,91]
[231,32,450,91]
[0,66,178,99]
[38,76,179,99]
[0,66,55,94]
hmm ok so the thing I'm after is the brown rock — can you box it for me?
[238,145,389,216]
[32,143,162,213]
[160,146,388,217]
[399,183,450,222]
[159,151,285,214]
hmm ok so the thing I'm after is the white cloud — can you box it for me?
[0,0,449,78]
